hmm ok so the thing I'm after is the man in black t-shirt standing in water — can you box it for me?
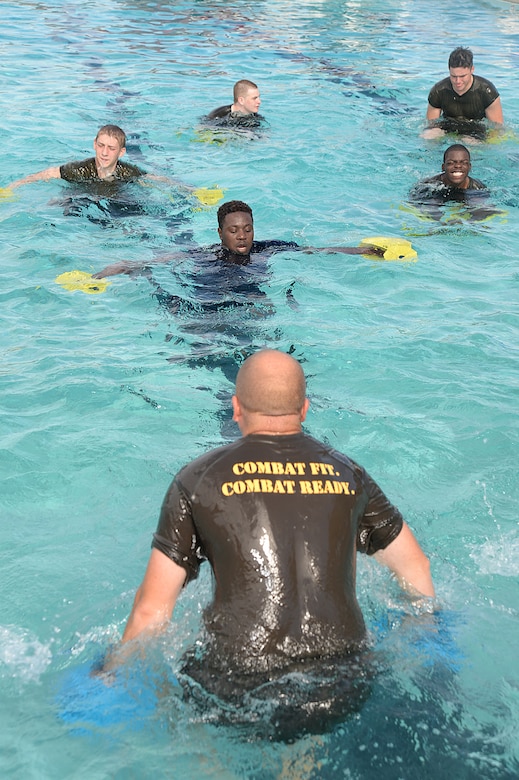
[422,47,503,141]
[104,349,435,735]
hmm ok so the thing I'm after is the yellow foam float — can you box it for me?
[0,187,16,201]
[360,236,418,261]
[193,186,225,206]
[55,270,111,294]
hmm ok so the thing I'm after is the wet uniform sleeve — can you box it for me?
[427,80,444,110]
[113,161,145,181]
[205,105,232,120]
[151,476,206,583]
[356,468,404,555]
[60,159,98,182]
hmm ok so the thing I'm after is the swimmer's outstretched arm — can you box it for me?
[8,166,62,189]
[92,252,185,278]
[103,548,187,671]
[140,172,196,193]
[374,521,435,599]
[301,245,385,256]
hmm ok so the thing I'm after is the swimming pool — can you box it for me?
[1,0,518,776]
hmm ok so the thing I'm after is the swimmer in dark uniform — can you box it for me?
[202,79,266,129]
[94,199,384,280]
[408,144,502,222]
[422,47,503,141]
[93,200,384,384]
[103,349,435,740]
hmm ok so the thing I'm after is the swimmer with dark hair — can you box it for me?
[94,199,385,279]
[409,144,502,222]
[422,47,503,141]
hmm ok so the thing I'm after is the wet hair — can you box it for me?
[95,124,126,148]
[443,144,471,162]
[448,47,473,70]
[233,79,258,101]
[217,200,253,229]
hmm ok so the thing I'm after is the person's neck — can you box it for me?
[95,161,117,179]
[240,415,303,437]
[231,103,251,115]
[247,427,301,436]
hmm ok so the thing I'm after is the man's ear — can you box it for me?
[232,395,241,422]
[300,398,310,422]
[218,227,223,241]
[118,146,126,159]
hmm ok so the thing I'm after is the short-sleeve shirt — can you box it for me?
[158,239,300,314]
[59,157,145,183]
[428,75,499,121]
[204,105,266,128]
[152,432,403,673]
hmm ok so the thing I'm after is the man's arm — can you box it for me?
[9,166,62,189]
[92,252,185,278]
[485,96,503,125]
[374,521,435,598]
[103,548,187,670]
[122,548,187,642]
[426,103,442,121]
[302,245,384,256]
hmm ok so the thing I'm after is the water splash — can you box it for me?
[0,626,52,683]
[470,532,519,577]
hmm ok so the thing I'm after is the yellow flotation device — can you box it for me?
[55,270,111,294]
[193,186,225,206]
[192,129,229,146]
[360,236,418,262]
[486,129,517,145]
[0,187,16,201]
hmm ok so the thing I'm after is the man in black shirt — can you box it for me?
[423,47,503,141]
[104,349,435,736]
[93,201,384,384]
[94,199,383,279]
[204,79,265,128]
[409,144,501,222]
[104,350,435,727]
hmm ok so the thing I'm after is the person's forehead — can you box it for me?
[445,150,470,161]
[449,67,472,75]
[95,133,122,147]
[245,87,260,97]
[223,211,253,226]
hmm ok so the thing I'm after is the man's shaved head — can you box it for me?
[235,350,306,416]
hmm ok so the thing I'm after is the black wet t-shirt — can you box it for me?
[153,432,403,673]
[428,75,499,121]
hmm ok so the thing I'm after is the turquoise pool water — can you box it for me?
[1,0,518,777]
